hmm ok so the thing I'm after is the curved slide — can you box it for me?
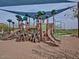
[45,29,60,46]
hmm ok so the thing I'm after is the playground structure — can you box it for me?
[1,5,78,46]
[0,5,78,46]
[0,1,79,59]
[0,0,77,46]
[1,14,60,46]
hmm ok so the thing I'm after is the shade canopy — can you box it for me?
[0,6,74,19]
[0,0,74,7]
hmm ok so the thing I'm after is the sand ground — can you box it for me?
[0,36,79,59]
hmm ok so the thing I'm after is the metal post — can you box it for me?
[25,20,27,31]
[13,24,14,32]
[77,2,79,37]
[9,22,10,33]
[46,18,48,36]
[18,21,20,29]
[29,17,30,26]
[53,16,55,34]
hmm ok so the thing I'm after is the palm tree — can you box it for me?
[7,19,12,33]
[36,11,46,41]
[16,15,22,20]
[23,14,28,21]
[51,10,57,34]
[22,14,28,30]
[15,15,22,29]
[12,22,15,31]
[37,11,46,24]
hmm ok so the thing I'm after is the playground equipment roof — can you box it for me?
[0,6,74,19]
[0,0,74,7]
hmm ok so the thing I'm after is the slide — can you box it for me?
[46,29,60,46]
[1,29,20,40]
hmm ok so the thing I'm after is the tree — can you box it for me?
[51,10,57,34]
[36,11,46,41]
[7,19,12,33]
[37,11,45,16]
[37,11,45,18]
[22,14,28,21]
[22,14,28,30]
[16,15,22,20]
[37,11,46,23]
[15,15,22,29]
[0,23,9,32]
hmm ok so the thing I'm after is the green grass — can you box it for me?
[54,29,78,35]
[54,29,78,39]
[42,23,78,34]
[42,23,46,31]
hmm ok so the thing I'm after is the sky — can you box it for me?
[0,0,78,29]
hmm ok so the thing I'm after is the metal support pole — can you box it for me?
[53,16,55,34]
[77,2,79,37]
[46,18,48,36]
